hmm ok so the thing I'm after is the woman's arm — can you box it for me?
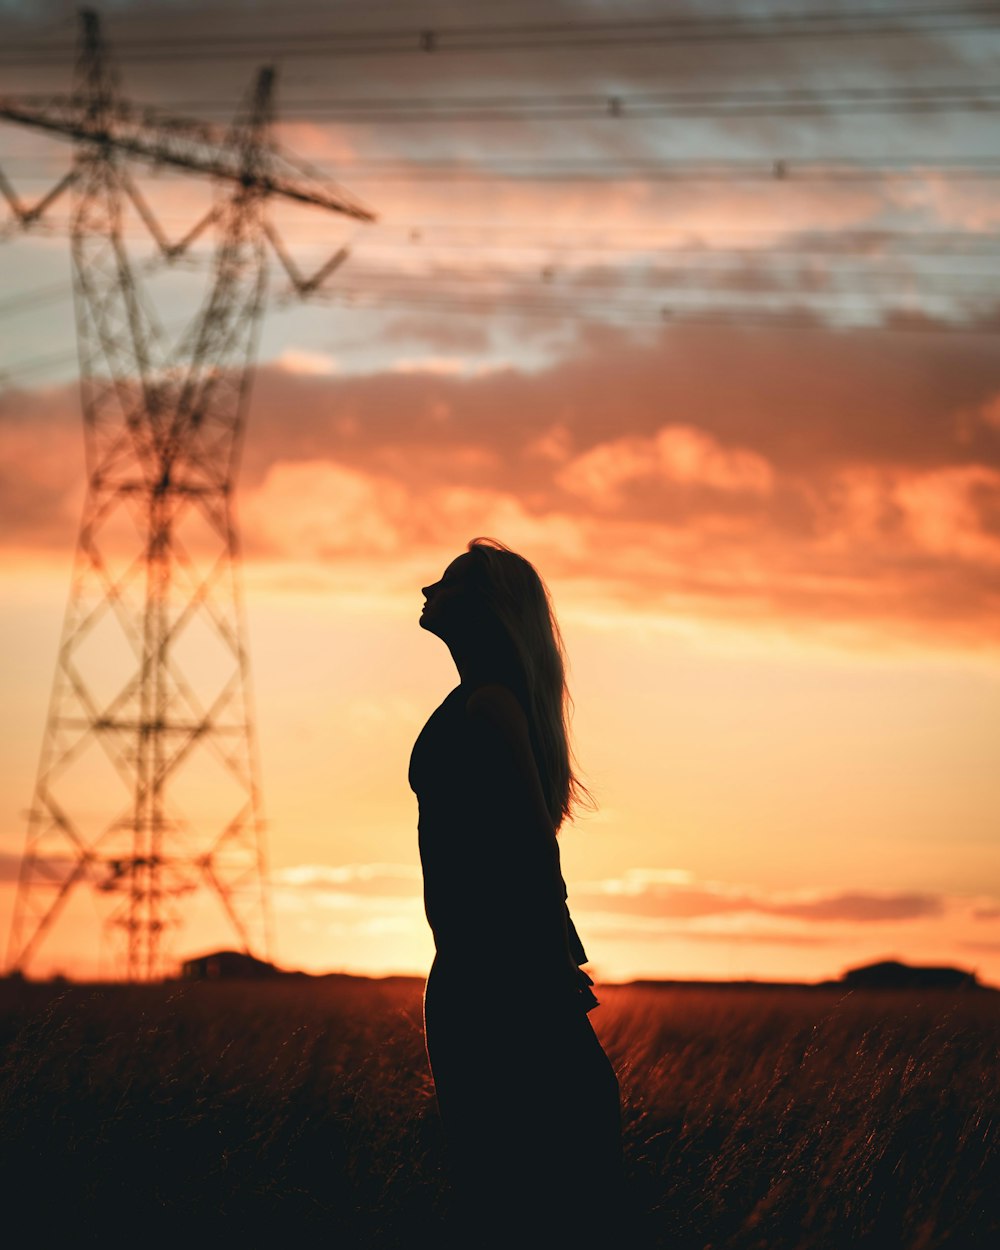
[465,683,580,984]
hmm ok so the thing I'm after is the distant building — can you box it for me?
[842,959,979,990]
[181,950,283,981]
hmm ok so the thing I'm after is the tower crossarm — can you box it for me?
[0,93,376,222]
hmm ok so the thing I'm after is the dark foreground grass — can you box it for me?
[0,977,997,1247]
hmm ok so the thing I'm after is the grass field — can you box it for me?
[0,977,996,1247]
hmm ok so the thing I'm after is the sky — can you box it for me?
[1,0,999,985]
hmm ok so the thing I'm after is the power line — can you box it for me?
[0,341,84,383]
[232,156,1000,181]
[281,268,1000,310]
[12,212,1000,258]
[3,4,1000,65]
[13,183,1000,259]
[14,153,1000,184]
[0,280,69,318]
[192,83,1000,123]
[255,285,1000,337]
[367,227,1000,261]
[286,156,1000,182]
[11,84,1000,125]
[11,265,1000,324]
[5,285,1000,386]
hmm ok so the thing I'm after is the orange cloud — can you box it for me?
[894,465,1000,565]
[275,349,340,376]
[5,314,1000,648]
[575,870,947,923]
[244,461,412,557]
[556,423,774,509]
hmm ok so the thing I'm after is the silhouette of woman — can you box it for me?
[408,537,623,1247]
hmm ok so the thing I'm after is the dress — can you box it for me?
[408,682,623,1246]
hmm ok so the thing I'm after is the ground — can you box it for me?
[0,977,996,1247]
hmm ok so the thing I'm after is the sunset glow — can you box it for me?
[1,0,998,986]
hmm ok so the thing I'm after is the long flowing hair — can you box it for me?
[465,536,595,831]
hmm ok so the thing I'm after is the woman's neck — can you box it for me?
[447,637,521,694]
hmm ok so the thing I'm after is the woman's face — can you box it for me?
[420,553,479,638]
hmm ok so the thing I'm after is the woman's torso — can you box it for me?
[408,682,570,967]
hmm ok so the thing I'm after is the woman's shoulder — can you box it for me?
[463,682,531,739]
[462,685,535,750]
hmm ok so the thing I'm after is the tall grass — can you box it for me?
[0,978,996,1247]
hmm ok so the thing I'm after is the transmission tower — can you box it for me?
[1,10,375,980]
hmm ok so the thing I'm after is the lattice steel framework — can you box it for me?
[1,10,374,979]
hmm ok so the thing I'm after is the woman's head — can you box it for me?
[420,537,594,829]
[418,551,482,639]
